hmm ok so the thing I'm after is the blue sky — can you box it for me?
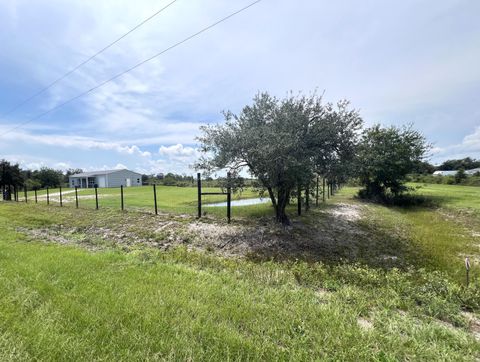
[0,0,479,174]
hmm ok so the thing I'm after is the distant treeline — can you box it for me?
[412,157,480,175]
[435,157,480,171]
[144,173,252,189]
[409,174,480,186]
[410,157,480,186]
[1,160,83,190]
[1,159,250,192]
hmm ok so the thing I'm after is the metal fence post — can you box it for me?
[95,187,98,210]
[465,257,470,287]
[297,185,301,216]
[227,172,231,223]
[323,177,326,202]
[306,185,310,211]
[197,172,201,218]
[120,185,124,211]
[59,186,63,207]
[75,186,78,208]
[24,185,27,203]
[47,187,49,205]
[153,184,158,215]
[35,189,38,203]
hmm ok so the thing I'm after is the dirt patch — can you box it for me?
[462,311,480,341]
[13,201,402,266]
[38,194,114,204]
[328,203,363,222]
[16,227,102,251]
[357,318,373,331]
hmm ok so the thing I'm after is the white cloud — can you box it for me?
[114,163,128,170]
[431,126,480,163]
[1,0,479,172]
[159,143,197,157]
[2,129,152,157]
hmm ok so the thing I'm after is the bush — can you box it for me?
[357,189,437,207]
[357,125,429,199]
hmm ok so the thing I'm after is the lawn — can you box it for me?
[410,182,480,211]
[20,185,273,219]
[0,185,479,360]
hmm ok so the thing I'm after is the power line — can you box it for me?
[0,0,263,137]
[0,0,178,118]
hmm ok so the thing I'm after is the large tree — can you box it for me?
[32,167,63,188]
[196,92,362,224]
[356,124,429,198]
[0,160,23,200]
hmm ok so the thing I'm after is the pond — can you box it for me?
[204,197,270,207]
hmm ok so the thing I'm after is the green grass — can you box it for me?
[21,185,273,218]
[0,186,479,360]
[410,182,480,211]
[334,185,480,282]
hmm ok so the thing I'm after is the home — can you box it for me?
[69,169,143,188]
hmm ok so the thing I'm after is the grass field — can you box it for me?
[410,182,480,211]
[0,184,479,360]
[20,185,272,218]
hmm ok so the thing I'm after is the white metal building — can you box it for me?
[433,168,480,176]
[432,170,457,176]
[69,169,143,188]
[466,168,480,175]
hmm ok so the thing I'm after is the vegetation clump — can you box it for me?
[356,124,430,204]
[197,92,362,224]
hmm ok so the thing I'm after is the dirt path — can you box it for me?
[36,189,78,198]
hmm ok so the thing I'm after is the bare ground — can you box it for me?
[14,202,403,267]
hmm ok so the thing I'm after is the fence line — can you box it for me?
[1,176,340,222]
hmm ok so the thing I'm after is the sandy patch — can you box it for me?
[462,311,480,341]
[357,318,373,331]
[327,203,363,222]
[13,199,378,264]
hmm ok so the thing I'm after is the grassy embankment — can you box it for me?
[0,184,479,360]
[336,183,480,282]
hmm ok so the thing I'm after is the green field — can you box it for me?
[20,185,272,218]
[0,183,479,360]
[410,182,480,211]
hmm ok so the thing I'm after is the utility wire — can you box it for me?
[0,0,178,118]
[0,0,263,137]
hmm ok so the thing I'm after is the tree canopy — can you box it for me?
[32,168,64,188]
[196,92,363,224]
[356,124,429,199]
[437,157,480,171]
[0,160,23,200]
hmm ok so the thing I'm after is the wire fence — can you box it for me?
[1,175,337,221]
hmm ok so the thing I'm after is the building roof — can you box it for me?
[466,168,480,175]
[70,169,140,178]
[433,168,480,176]
[432,170,457,176]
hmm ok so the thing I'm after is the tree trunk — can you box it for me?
[267,186,277,208]
[274,187,291,225]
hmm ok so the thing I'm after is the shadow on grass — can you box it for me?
[355,191,442,208]
[243,202,427,272]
